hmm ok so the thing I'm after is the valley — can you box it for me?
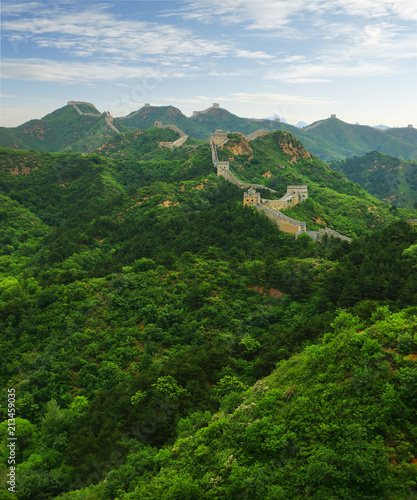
[0,103,417,500]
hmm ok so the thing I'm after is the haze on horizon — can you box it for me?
[1,0,416,129]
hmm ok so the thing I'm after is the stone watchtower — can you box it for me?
[243,187,261,206]
[216,162,230,176]
[286,185,308,204]
[210,129,228,147]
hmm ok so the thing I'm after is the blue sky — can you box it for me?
[1,0,416,127]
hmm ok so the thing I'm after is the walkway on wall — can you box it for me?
[67,101,121,135]
[210,134,352,242]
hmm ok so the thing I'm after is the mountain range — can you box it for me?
[1,100,417,499]
[330,151,417,209]
[1,102,416,162]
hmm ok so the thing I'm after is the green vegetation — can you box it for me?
[330,151,417,209]
[1,126,417,499]
[2,103,416,162]
[0,105,119,153]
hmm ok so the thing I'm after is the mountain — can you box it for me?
[0,103,120,153]
[117,106,417,162]
[295,120,309,128]
[290,118,417,162]
[2,102,416,163]
[1,124,417,499]
[385,126,417,146]
[373,124,391,130]
[67,303,417,499]
[330,151,417,209]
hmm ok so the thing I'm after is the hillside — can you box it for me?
[2,103,416,163]
[291,118,417,162]
[118,106,417,162]
[216,131,399,236]
[0,104,120,153]
[330,151,417,209]
[385,126,417,146]
[58,304,417,499]
[1,127,417,499]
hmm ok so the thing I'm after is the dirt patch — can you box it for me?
[160,200,180,207]
[247,285,283,299]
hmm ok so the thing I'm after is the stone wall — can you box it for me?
[172,135,189,147]
[297,228,352,242]
[210,135,351,242]
[104,113,121,134]
[245,129,269,141]
[67,101,101,117]
[210,130,228,147]
[154,121,186,137]
[254,204,306,235]
[193,103,220,117]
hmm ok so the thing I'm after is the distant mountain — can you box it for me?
[117,106,417,162]
[0,103,120,153]
[291,118,417,162]
[384,126,417,146]
[295,121,309,128]
[373,124,390,130]
[329,150,417,208]
[1,102,417,162]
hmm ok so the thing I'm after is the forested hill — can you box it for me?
[0,104,119,153]
[117,108,417,162]
[330,151,417,209]
[1,126,417,499]
[1,102,416,162]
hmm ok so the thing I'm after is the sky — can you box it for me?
[1,0,416,128]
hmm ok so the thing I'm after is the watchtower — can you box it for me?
[210,129,228,147]
[217,162,230,176]
[287,185,308,204]
[243,187,261,206]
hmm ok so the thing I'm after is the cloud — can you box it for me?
[0,2,43,15]
[224,92,337,105]
[1,58,186,84]
[182,0,417,29]
[1,3,231,63]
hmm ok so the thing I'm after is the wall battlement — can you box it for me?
[210,131,352,242]
[154,121,186,137]
[67,101,101,117]
[245,129,269,141]
[193,103,221,117]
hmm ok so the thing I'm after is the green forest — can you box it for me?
[0,125,417,499]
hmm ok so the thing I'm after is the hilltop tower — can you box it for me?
[243,187,261,206]
[210,129,228,147]
[286,185,308,204]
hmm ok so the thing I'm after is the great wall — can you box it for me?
[154,121,189,150]
[67,101,120,135]
[209,129,352,242]
[67,100,351,241]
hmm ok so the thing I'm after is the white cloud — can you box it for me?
[182,0,417,29]
[0,2,43,15]
[224,92,337,105]
[1,58,186,84]
[1,4,231,63]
